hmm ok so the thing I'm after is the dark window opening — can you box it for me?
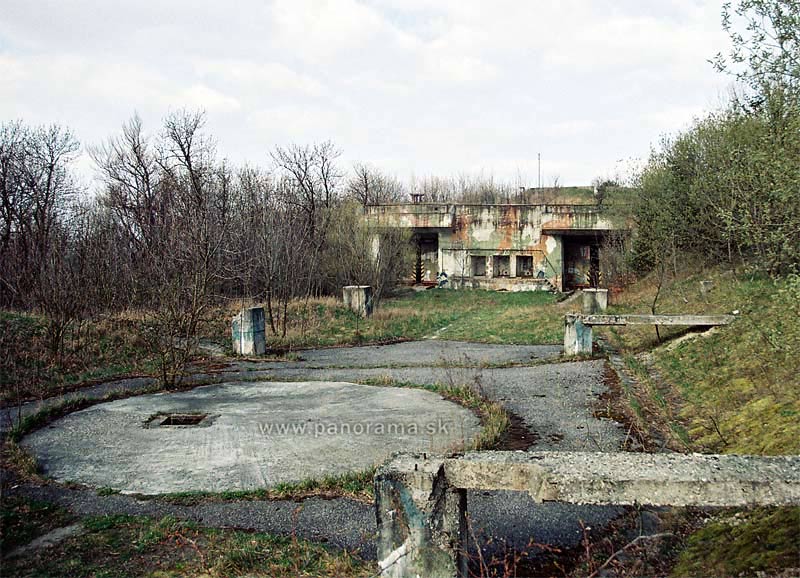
[517,255,534,276]
[471,255,486,276]
[493,255,510,277]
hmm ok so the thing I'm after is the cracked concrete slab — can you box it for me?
[22,381,481,494]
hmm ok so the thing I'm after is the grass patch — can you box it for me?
[209,290,566,350]
[0,495,76,553]
[599,267,800,577]
[0,310,157,405]
[672,507,800,577]
[1,513,374,577]
[1,440,40,478]
[599,269,800,455]
[154,468,377,506]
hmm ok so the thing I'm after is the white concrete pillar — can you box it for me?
[343,285,373,317]
[231,307,267,356]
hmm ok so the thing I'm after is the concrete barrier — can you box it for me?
[231,307,266,356]
[375,451,800,578]
[343,285,373,317]
[564,313,736,356]
[581,288,608,314]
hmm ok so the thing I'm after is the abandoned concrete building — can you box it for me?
[366,202,624,292]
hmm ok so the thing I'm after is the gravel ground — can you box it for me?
[6,340,625,560]
[230,339,561,369]
[12,483,376,558]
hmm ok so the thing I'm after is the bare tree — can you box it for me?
[93,111,234,385]
[271,141,342,240]
[0,122,79,308]
[90,114,166,258]
[347,162,406,206]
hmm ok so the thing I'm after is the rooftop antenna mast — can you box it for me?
[537,153,541,190]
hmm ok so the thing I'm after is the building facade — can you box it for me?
[366,203,622,292]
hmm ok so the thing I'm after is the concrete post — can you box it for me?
[581,288,608,314]
[375,454,463,578]
[343,285,373,317]
[564,314,593,356]
[231,307,266,356]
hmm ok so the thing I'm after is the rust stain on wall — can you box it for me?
[454,213,471,243]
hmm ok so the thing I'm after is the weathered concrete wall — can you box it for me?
[445,451,800,506]
[564,313,593,355]
[375,454,466,578]
[582,288,608,314]
[564,313,735,356]
[366,204,614,236]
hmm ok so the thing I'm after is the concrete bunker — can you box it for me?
[366,203,626,292]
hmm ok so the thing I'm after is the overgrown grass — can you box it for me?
[2,290,564,407]
[0,310,157,404]
[1,512,374,577]
[597,267,800,577]
[599,268,800,455]
[672,507,800,577]
[210,289,566,349]
[0,496,76,554]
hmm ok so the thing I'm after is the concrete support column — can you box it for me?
[231,307,266,356]
[343,285,373,317]
[375,450,800,578]
[564,314,593,356]
[375,454,462,578]
[582,288,609,314]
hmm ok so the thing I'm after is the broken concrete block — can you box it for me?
[375,451,800,578]
[375,453,464,578]
[231,307,266,356]
[564,314,593,356]
[343,285,373,317]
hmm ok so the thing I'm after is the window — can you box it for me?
[471,255,486,276]
[493,255,510,277]
[517,255,533,276]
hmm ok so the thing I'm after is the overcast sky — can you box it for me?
[1,0,734,188]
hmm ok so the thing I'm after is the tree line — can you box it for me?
[632,0,799,276]
[0,112,412,383]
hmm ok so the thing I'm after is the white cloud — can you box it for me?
[180,85,241,113]
[268,0,391,63]
[0,0,733,186]
[194,59,328,98]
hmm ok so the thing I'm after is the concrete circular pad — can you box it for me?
[22,381,481,495]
